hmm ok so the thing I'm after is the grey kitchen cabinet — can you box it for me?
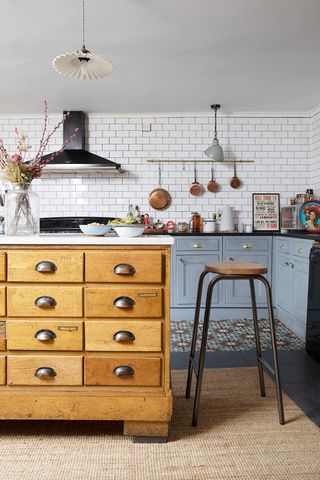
[223,236,272,306]
[274,236,312,341]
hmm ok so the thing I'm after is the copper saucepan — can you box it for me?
[230,161,241,189]
[148,163,172,211]
[207,162,219,192]
[189,162,203,196]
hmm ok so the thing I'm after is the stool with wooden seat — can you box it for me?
[185,261,285,427]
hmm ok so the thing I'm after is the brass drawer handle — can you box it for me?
[113,296,135,308]
[35,296,57,308]
[113,365,134,377]
[243,243,252,249]
[34,367,57,379]
[35,261,57,273]
[113,330,135,343]
[193,243,203,249]
[35,329,57,341]
[113,263,136,275]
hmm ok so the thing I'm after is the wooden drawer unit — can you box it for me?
[7,286,83,318]
[224,236,270,252]
[85,321,162,352]
[7,251,84,283]
[175,237,221,252]
[85,251,163,283]
[0,286,5,316]
[0,356,5,384]
[7,355,83,386]
[0,252,6,281]
[85,356,161,387]
[86,287,162,318]
[6,321,83,351]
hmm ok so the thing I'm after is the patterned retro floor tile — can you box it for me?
[170,318,304,352]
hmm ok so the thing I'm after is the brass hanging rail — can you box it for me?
[146,159,254,164]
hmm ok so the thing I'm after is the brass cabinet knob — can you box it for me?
[34,296,57,308]
[113,263,136,275]
[35,261,57,273]
[113,365,134,377]
[113,296,135,308]
[243,243,252,249]
[34,329,57,341]
[113,331,135,343]
[34,367,57,379]
[193,243,203,249]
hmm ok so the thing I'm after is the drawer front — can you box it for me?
[7,251,84,282]
[84,356,161,386]
[291,240,313,259]
[0,286,5,316]
[6,321,83,351]
[0,252,6,281]
[85,321,162,352]
[7,355,83,386]
[86,287,162,318]
[0,356,5,384]
[7,286,83,317]
[175,237,221,252]
[224,236,270,252]
[85,251,163,283]
[276,237,290,254]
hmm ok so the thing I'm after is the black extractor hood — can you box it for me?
[41,111,124,174]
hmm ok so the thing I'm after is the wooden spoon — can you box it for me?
[207,163,219,192]
[230,161,241,189]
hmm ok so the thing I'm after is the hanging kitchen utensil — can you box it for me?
[148,162,172,211]
[230,161,241,189]
[207,162,219,192]
[189,162,203,196]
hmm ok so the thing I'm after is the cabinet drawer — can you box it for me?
[0,356,5,384]
[0,252,6,281]
[224,236,270,252]
[6,321,83,351]
[276,237,290,254]
[0,286,5,316]
[7,286,83,317]
[7,251,84,282]
[85,251,163,283]
[7,355,83,386]
[84,356,161,386]
[291,241,313,259]
[175,237,220,252]
[85,321,162,352]
[86,287,162,318]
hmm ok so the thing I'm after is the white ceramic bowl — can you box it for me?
[113,224,145,237]
[79,224,112,236]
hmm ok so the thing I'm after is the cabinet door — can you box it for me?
[174,254,221,306]
[275,252,292,314]
[224,253,270,306]
[292,257,309,327]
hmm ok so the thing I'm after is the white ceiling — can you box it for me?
[2,0,320,114]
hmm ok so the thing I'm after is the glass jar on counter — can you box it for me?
[190,212,202,233]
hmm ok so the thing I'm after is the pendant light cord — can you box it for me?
[214,106,217,140]
[82,0,86,49]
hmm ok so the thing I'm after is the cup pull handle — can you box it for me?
[113,296,135,308]
[34,329,57,341]
[113,365,135,377]
[113,263,136,275]
[193,243,203,249]
[243,243,252,249]
[34,367,57,379]
[35,261,57,273]
[35,296,57,308]
[113,331,135,343]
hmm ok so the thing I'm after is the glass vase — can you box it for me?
[5,183,40,235]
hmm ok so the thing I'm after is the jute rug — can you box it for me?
[0,367,319,480]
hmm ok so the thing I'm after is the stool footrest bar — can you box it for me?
[258,356,276,376]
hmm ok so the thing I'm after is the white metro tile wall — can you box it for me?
[0,112,312,225]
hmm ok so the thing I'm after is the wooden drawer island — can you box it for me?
[0,234,173,441]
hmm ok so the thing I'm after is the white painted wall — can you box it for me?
[0,112,312,226]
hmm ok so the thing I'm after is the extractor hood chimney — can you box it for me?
[41,111,124,174]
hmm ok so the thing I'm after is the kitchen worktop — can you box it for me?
[0,234,174,245]
[168,231,320,241]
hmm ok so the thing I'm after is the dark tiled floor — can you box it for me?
[171,349,320,427]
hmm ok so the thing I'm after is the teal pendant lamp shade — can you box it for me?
[204,104,224,161]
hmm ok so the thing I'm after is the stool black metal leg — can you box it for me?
[186,270,209,399]
[258,275,285,425]
[249,279,266,397]
[192,276,221,427]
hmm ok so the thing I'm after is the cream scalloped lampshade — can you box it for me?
[52,49,113,80]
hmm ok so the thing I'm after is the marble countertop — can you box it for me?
[0,233,174,246]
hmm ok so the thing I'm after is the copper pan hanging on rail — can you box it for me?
[148,162,172,211]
